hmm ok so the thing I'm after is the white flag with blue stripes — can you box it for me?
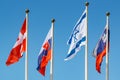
[65,9,87,61]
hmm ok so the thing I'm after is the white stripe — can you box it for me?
[39,26,53,55]
[13,32,26,48]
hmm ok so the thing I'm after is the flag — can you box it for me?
[93,24,110,73]
[6,18,26,66]
[65,9,87,60]
[37,26,53,76]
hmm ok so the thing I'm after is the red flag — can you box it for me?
[6,18,26,66]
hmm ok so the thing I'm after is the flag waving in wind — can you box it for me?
[65,9,87,60]
[37,26,53,76]
[6,18,26,66]
[93,24,110,73]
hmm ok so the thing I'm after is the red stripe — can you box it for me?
[39,49,51,76]
[96,46,106,73]
[39,66,46,76]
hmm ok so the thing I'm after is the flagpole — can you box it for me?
[50,19,55,80]
[25,9,29,80]
[106,12,110,80]
[85,2,89,80]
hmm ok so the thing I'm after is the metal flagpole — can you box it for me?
[25,9,29,80]
[85,2,89,80]
[50,19,55,80]
[106,12,110,80]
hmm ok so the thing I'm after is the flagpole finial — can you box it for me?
[51,18,55,23]
[25,9,29,14]
[106,12,110,16]
[85,2,89,6]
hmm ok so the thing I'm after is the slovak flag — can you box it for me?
[37,26,53,76]
[93,25,110,73]
[6,18,26,66]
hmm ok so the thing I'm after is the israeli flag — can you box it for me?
[65,9,87,60]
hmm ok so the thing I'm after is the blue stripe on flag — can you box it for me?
[74,13,86,30]
[68,13,86,45]
[66,36,86,58]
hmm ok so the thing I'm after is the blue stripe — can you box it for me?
[97,28,108,56]
[37,38,52,70]
[67,34,73,44]
[74,13,86,30]
[97,39,106,56]
[68,13,86,45]
[66,36,86,58]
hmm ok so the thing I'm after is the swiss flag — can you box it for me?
[6,18,26,66]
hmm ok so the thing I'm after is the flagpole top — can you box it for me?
[51,18,55,23]
[106,12,110,16]
[85,2,89,6]
[25,9,29,14]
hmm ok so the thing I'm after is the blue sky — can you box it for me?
[0,0,120,80]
